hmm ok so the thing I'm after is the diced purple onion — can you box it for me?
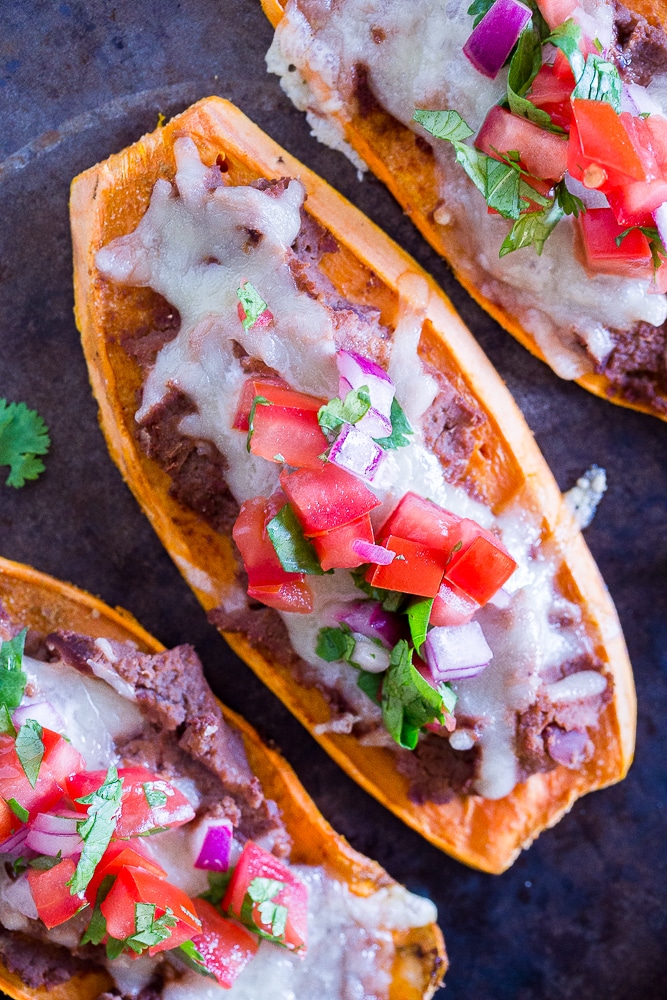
[0,826,28,854]
[337,600,403,648]
[31,811,81,835]
[194,820,233,872]
[352,540,395,565]
[545,727,590,768]
[463,0,532,79]
[26,814,83,858]
[336,350,395,438]
[339,375,392,439]
[424,622,493,681]
[328,423,385,483]
[13,701,65,732]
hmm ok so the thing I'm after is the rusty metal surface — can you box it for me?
[1,1,665,997]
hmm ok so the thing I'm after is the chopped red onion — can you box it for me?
[31,811,81,836]
[337,600,403,648]
[464,0,532,79]
[351,540,395,565]
[13,701,65,733]
[195,820,233,872]
[25,827,83,858]
[337,350,395,438]
[0,826,28,854]
[328,423,385,483]
[424,622,493,681]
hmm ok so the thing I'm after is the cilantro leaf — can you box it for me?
[0,400,50,488]
[178,940,216,979]
[357,670,383,704]
[572,53,622,111]
[237,281,269,330]
[381,640,445,749]
[246,395,272,452]
[0,705,16,737]
[266,505,324,575]
[69,764,123,895]
[15,719,44,788]
[0,629,27,711]
[507,27,566,134]
[80,875,114,947]
[373,398,413,450]
[555,180,585,218]
[316,626,356,663]
[547,20,586,82]
[127,903,177,951]
[439,682,458,716]
[240,877,288,943]
[616,226,667,269]
[349,566,406,611]
[7,798,29,823]
[467,0,496,27]
[413,109,474,143]
[406,598,434,655]
[200,870,233,906]
[499,199,565,257]
[318,386,371,436]
[29,854,63,870]
[143,782,168,809]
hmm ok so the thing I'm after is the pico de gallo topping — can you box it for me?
[413,0,667,282]
[0,630,307,987]
[231,346,517,751]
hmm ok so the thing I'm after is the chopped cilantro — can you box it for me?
[200,870,233,906]
[439,682,458,716]
[240,877,288,944]
[381,640,445,750]
[350,566,406,611]
[266,504,324,575]
[0,629,27,711]
[0,705,16,737]
[357,670,383,704]
[128,903,178,952]
[15,720,44,788]
[547,20,586,82]
[506,26,566,134]
[499,199,565,257]
[143,782,168,809]
[246,395,272,452]
[80,902,108,946]
[406,598,434,655]
[237,281,269,330]
[316,625,356,663]
[616,226,667,270]
[373,398,413,450]
[7,798,29,823]
[318,386,371,435]
[178,939,216,979]
[11,856,28,877]
[0,400,50,488]
[572,53,622,111]
[29,853,62,870]
[68,764,123,895]
[555,180,585,218]
[467,0,496,27]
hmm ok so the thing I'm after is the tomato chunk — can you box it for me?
[250,404,329,470]
[569,100,646,189]
[85,839,167,905]
[66,766,194,837]
[536,0,577,29]
[280,464,381,537]
[443,521,517,606]
[578,207,654,279]
[476,105,568,181]
[190,899,259,988]
[0,729,80,822]
[430,581,480,627]
[378,493,460,551]
[365,536,448,598]
[233,377,295,430]
[28,858,88,929]
[101,866,201,955]
[312,514,374,571]
[223,841,308,952]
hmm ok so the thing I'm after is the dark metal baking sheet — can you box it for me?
[1,1,665,997]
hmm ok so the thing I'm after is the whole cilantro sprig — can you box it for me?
[0,400,50,488]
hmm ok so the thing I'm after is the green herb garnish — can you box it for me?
[15,720,44,788]
[506,26,565,134]
[237,281,269,330]
[68,764,123,895]
[357,670,383,704]
[373,398,414,450]
[572,53,622,111]
[178,940,216,979]
[316,625,357,663]
[6,798,29,823]
[0,400,50,488]
[381,640,445,750]
[266,504,324,575]
[200,870,233,906]
[240,877,288,944]
[0,629,27,711]
[143,782,168,809]
[406,598,434,656]
[246,395,272,452]
[318,386,371,435]
[616,226,667,270]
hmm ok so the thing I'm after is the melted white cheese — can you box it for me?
[269,0,667,379]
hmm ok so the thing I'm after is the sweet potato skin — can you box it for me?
[71,97,635,875]
[261,0,667,420]
[0,555,446,1000]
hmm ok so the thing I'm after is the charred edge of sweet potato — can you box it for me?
[260,0,667,421]
[0,557,446,1000]
[71,97,634,876]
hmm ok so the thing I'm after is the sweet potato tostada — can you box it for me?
[71,96,635,874]
[0,554,445,1000]
[262,0,667,418]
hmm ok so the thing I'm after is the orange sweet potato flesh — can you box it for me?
[70,97,635,875]
[0,555,446,1000]
[261,0,667,420]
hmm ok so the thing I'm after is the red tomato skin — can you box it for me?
[66,766,194,837]
[101,866,201,955]
[28,858,88,929]
[0,798,21,845]
[578,208,654,278]
[443,527,517,606]
[233,377,293,430]
[223,841,308,952]
[247,581,314,613]
[569,100,646,187]
[536,0,577,29]
[280,464,381,537]
[476,105,568,181]
[85,839,167,905]
[377,493,460,551]
[0,731,74,821]
[250,404,329,470]
[365,536,448,598]
[312,514,374,571]
[191,899,259,988]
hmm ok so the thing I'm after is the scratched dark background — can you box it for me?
[1,1,666,997]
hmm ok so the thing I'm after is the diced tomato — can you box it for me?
[605,187,657,228]
[377,493,460,551]
[28,858,88,929]
[528,65,573,130]
[536,0,577,29]
[0,797,22,845]
[578,207,654,278]
[66,766,194,838]
[190,899,259,988]
[0,729,81,822]
[250,404,329,470]
[365,536,448,598]
[476,105,569,181]
[430,581,480,627]
[280,464,381,537]
[569,100,646,190]
[223,841,308,952]
[442,520,517,606]
[101,866,201,955]
[85,839,167,905]
[552,50,577,85]
[233,378,324,431]
[233,496,313,613]
[312,514,374,571]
